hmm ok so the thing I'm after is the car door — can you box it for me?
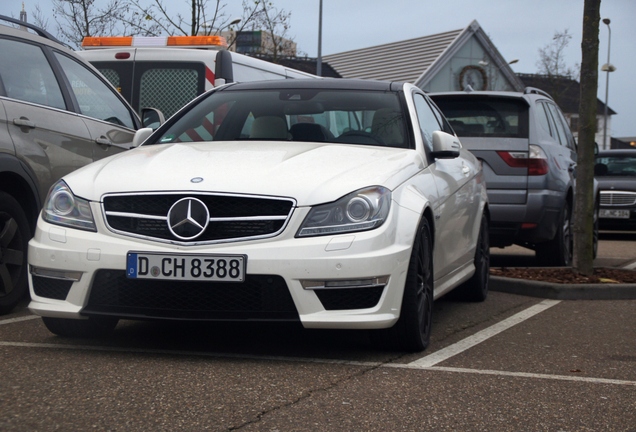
[412,92,480,278]
[51,51,138,161]
[0,37,94,203]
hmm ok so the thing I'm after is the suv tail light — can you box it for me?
[496,145,549,176]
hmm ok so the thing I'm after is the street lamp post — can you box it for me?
[602,18,614,150]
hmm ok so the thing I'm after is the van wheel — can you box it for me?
[536,202,572,267]
[42,316,119,338]
[371,218,433,352]
[0,192,31,315]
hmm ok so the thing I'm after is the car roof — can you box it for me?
[0,20,74,56]
[596,149,636,157]
[220,78,404,92]
[430,87,554,101]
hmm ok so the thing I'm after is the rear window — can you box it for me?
[595,154,636,177]
[432,96,529,138]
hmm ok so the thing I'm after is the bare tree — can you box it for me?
[534,29,582,110]
[240,0,294,60]
[537,29,580,78]
[120,0,232,36]
[49,0,163,48]
[31,5,50,31]
[573,0,601,275]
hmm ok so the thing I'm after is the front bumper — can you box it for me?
[28,204,418,330]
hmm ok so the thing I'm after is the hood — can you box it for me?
[596,176,636,192]
[64,141,423,205]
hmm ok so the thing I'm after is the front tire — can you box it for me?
[371,218,434,352]
[0,192,31,315]
[536,202,572,267]
[42,316,119,338]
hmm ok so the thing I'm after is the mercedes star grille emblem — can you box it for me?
[167,197,210,240]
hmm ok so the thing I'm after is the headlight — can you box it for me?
[42,181,96,231]
[297,186,391,237]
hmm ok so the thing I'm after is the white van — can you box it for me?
[77,35,318,118]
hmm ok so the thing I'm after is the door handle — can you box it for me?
[95,136,112,146]
[13,117,36,128]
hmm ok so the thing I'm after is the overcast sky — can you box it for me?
[2,0,634,137]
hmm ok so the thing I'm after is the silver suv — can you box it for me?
[430,87,596,266]
[0,16,158,313]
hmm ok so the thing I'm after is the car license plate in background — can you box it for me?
[126,252,246,282]
[599,209,630,219]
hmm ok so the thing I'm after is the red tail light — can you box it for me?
[496,145,549,176]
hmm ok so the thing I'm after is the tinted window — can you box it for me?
[595,154,636,176]
[54,52,135,129]
[0,38,65,109]
[548,102,576,149]
[156,88,408,148]
[432,96,529,138]
[413,93,442,152]
[544,102,566,146]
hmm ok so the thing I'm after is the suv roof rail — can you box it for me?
[523,86,553,100]
[0,14,63,45]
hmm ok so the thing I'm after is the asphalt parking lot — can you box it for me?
[2,234,635,431]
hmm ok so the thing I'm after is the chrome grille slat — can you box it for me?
[102,193,295,244]
[600,191,636,206]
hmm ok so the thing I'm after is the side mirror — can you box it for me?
[132,128,154,148]
[141,108,165,130]
[430,130,461,159]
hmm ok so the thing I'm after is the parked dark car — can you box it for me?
[595,149,636,230]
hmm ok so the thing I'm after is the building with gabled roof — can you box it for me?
[323,20,524,93]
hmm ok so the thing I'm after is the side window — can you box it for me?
[549,103,576,149]
[0,38,65,109]
[546,102,568,147]
[54,52,135,129]
[413,93,442,153]
[536,101,553,136]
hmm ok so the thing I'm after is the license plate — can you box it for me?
[599,209,630,219]
[126,252,246,282]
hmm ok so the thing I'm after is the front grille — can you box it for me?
[314,287,385,310]
[600,191,636,206]
[83,270,299,321]
[103,193,295,244]
[32,276,73,300]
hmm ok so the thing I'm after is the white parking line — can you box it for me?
[3,299,635,387]
[408,299,561,368]
[0,315,40,325]
[2,337,636,387]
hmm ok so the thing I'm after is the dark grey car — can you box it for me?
[595,149,636,230]
[0,16,158,313]
[430,87,596,266]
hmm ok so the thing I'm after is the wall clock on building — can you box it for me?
[459,65,487,90]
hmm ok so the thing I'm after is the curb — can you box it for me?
[490,276,636,300]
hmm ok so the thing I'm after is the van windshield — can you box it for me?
[432,96,529,139]
[154,88,409,148]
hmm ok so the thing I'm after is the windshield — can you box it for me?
[595,154,636,177]
[154,88,409,148]
[432,96,529,138]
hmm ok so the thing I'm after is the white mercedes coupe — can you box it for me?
[28,79,489,352]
